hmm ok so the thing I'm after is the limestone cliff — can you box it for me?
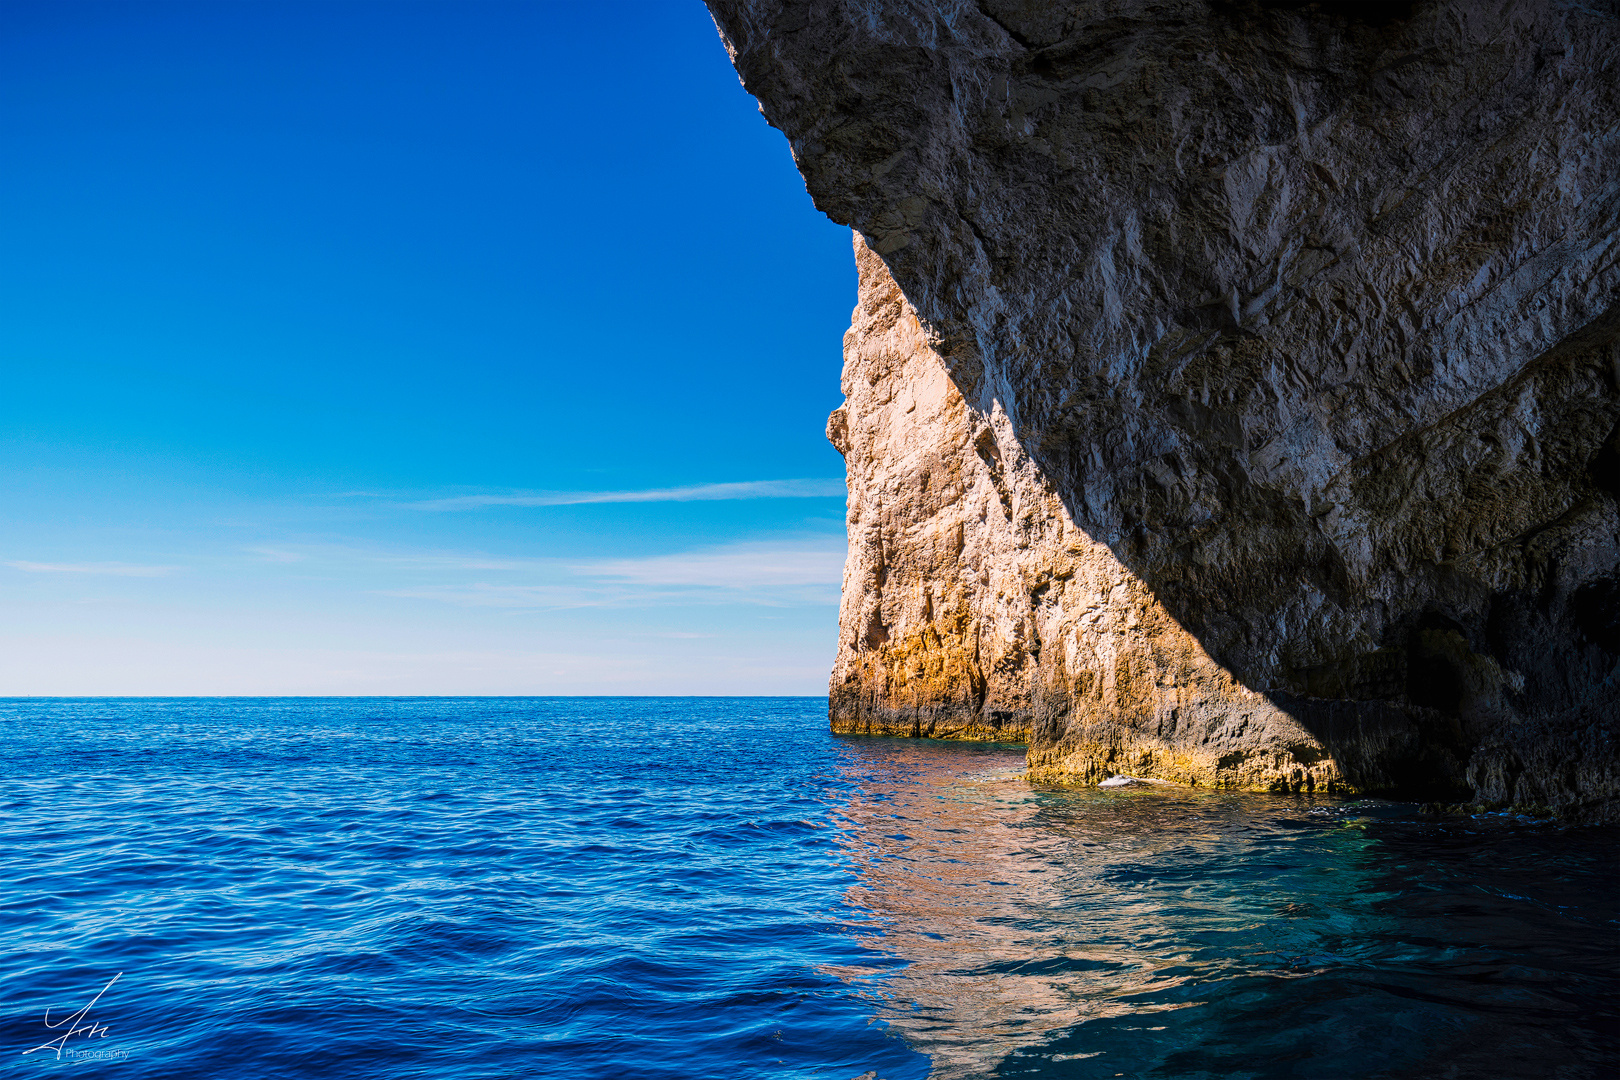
[708,0,1620,818]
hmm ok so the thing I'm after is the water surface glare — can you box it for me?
[0,698,1613,1078]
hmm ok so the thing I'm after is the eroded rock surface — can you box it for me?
[708,0,1620,817]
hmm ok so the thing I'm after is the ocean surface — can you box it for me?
[0,698,1614,1079]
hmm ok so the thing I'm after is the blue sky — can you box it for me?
[0,0,854,694]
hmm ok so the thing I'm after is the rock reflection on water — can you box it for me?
[826,737,1619,1079]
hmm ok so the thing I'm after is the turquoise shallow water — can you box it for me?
[0,697,1614,1079]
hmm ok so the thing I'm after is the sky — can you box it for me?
[0,0,856,695]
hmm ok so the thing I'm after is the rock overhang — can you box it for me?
[708,0,1620,819]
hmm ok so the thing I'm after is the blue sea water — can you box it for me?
[0,698,1614,1080]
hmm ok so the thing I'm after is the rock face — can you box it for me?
[707,0,1620,818]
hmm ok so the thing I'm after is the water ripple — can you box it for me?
[0,699,1614,1079]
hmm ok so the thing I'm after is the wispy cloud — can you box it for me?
[403,479,845,511]
[245,547,307,563]
[377,583,601,609]
[376,540,846,611]
[238,542,547,573]
[6,561,175,577]
[574,543,845,589]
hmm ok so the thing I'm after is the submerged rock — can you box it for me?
[707,0,1620,819]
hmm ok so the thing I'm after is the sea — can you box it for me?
[1,697,1614,1079]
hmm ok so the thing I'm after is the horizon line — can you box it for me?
[0,693,832,700]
